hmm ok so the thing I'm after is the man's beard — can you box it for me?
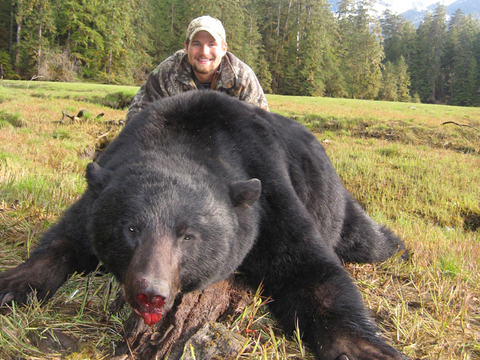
[193,58,218,75]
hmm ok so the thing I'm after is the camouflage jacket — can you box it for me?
[126,50,269,122]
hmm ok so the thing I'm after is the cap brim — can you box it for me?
[189,28,224,44]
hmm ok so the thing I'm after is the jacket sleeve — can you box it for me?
[235,62,269,111]
[125,68,168,123]
[241,73,269,111]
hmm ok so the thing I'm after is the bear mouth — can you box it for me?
[134,294,167,326]
[135,308,164,326]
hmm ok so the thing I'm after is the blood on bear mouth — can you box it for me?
[135,294,166,326]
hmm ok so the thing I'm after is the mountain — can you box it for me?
[326,0,479,27]
[446,0,480,18]
[401,0,480,27]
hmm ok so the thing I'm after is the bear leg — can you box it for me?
[265,264,407,360]
[335,196,409,264]
[0,195,100,305]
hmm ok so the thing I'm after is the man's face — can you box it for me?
[185,31,227,82]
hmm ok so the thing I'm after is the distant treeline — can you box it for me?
[0,0,479,106]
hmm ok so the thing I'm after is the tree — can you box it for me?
[444,11,479,106]
[35,0,55,75]
[396,56,411,102]
[52,0,105,79]
[427,3,447,102]
[378,56,410,102]
[0,0,477,105]
[379,61,397,101]
[444,14,459,103]
[381,9,404,63]
[14,0,23,74]
[245,0,272,93]
[338,0,384,99]
[0,0,11,52]
[463,56,478,106]
[0,50,16,79]
[412,13,432,102]
[295,0,340,96]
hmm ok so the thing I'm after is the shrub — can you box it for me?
[0,51,16,80]
[0,110,27,127]
[103,90,136,109]
[38,49,80,82]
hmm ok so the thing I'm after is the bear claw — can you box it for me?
[1,292,14,306]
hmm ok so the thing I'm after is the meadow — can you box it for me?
[0,80,479,360]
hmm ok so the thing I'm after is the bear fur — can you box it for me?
[0,91,408,359]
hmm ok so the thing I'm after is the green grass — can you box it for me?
[270,94,480,155]
[1,81,479,359]
[1,80,138,109]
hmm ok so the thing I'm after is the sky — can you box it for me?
[375,0,458,14]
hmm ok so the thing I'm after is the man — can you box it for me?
[126,15,269,122]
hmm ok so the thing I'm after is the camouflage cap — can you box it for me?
[186,16,226,44]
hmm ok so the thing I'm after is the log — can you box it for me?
[112,276,252,360]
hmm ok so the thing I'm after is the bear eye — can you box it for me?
[183,235,194,241]
[126,225,141,235]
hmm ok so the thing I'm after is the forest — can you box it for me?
[0,0,479,106]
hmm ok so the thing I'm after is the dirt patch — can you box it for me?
[79,125,124,161]
[463,212,480,232]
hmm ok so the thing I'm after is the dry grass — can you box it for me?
[1,81,479,359]
[268,95,480,128]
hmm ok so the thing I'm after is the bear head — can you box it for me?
[85,160,261,325]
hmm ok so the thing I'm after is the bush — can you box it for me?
[412,92,421,103]
[38,49,80,82]
[0,110,27,127]
[103,90,136,109]
[0,51,16,79]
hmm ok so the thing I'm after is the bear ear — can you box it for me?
[85,162,112,194]
[229,179,261,207]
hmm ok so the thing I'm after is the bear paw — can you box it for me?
[0,261,62,306]
[321,335,409,360]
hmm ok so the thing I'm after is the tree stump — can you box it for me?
[112,276,252,360]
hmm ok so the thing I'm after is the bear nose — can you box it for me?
[132,276,169,304]
[137,293,166,313]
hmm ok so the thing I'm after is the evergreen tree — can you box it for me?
[0,0,478,105]
[412,13,433,102]
[379,56,410,102]
[36,0,56,75]
[475,30,480,104]
[255,0,287,93]
[0,50,16,79]
[12,0,23,73]
[379,61,397,101]
[299,0,340,96]
[40,0,103,79]
[396,56,411,102]
[0,0,11,52]
[338,0,384,99]
[463,56,478,106]
[428,3,447,102]
[448,13,478,105]
[381,10,403,63]
[14,0,43,77]
[444,16,458,103]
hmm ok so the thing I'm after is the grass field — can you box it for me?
[0,80,479,359]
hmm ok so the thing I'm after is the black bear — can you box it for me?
[0,91,408,359]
